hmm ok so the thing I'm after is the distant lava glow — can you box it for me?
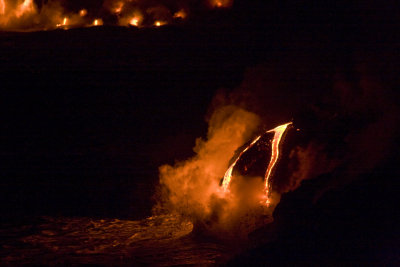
[79,9,87,17]
[154,20,166,27]
[209,0,233,9]
[221,122,292,205]
[129,17,140,27]
[15,0,35,18]
[173,9,187,19]
[0,0,5,15]
[0,0,234,31]
[92,19,103,26]
[0,0,36,28]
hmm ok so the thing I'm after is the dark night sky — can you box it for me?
[0,0,399,230]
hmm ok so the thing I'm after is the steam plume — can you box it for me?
[155,58,399,238]
[155,105,273,237]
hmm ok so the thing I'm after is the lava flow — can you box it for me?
[0,0,233,31]
[221,122,292,204]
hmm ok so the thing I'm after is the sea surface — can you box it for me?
[0,214,235,266]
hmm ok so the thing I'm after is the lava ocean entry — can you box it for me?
[1,0,400,266]
[221,122,292,204]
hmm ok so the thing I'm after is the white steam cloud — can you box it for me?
[154,105,277,238]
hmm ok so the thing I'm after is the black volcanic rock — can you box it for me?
[229,153,400,265]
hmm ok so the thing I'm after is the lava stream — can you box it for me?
[221,135,262,191]
[263,122,292,204]
[221,122,292,204]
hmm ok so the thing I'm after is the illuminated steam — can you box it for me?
[156,106,267,237]
[155,57,399,238]
[155,104,294,238]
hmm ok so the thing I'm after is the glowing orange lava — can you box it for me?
[56,17,68,28]
[92,19,103,26]
[0,0,5,15]
[209,0,233,8]
[0,0,232,31]
[263,122,292,203]
[79,9,87,17]
[173,10,187,19]
[221,122,292,204]
[129,17,140,26]
[15,0,35,18]
[154,21,165,27]
[221,135,262,192]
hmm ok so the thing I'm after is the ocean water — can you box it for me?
[1,214,234,266]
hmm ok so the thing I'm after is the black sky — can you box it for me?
[1,0,399,226]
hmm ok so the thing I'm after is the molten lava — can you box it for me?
[93,19,103,26]
[79,9,87,17]
[0,0,5,15]
[221,122,292,204]
[221,135,262,191]
[173,10,187,19]
[154,21,166,27]
[0,0,234,31]
[15,0,35,18]
[129,17,140,27]
[113,2,124,15]
[263,122,292,203]
[56,17,68,28]
[209,0,233,9]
